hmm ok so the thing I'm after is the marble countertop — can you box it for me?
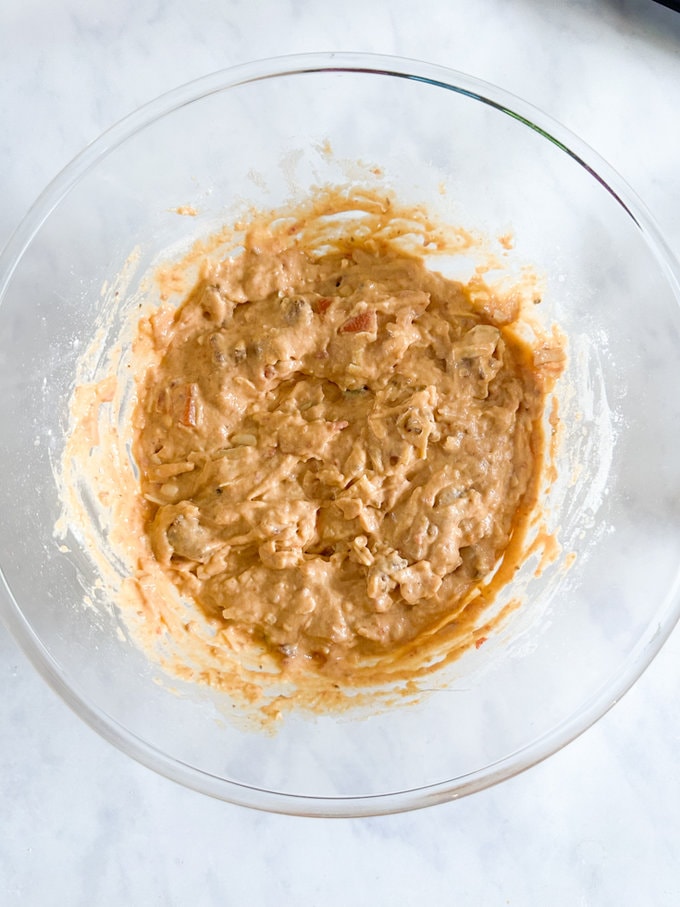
[2,0,680,903]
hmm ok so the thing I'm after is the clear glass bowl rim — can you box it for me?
[1,51,680,817]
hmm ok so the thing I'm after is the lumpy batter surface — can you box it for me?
[131,203,553,676]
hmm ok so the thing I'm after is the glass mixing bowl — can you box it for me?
[1,53,679,817]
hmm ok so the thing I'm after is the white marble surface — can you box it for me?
[2,0,680,903]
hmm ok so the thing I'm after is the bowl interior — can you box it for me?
[1,56,680,815]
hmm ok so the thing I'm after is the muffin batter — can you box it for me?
[131,207,554,675]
